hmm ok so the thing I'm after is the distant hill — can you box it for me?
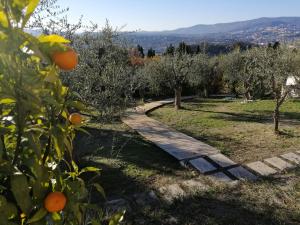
[125,17,300,53]
[161,17,300,36]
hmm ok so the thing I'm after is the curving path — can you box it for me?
[122,97,299,182]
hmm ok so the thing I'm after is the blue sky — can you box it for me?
[57,0,300,31]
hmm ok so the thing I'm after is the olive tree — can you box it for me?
[29,0,83,39]
[255,46,300,133]
[61,23,138,119]
[144,53,196,110]
[191,53,213,97]
[221,48,260,100]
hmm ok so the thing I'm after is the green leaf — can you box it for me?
[0,160,13,175]
[27,208,47,224]
[92,183,106,199]
[12,0,29,10]
[11,174,32,215]
[52,128,64,160]
[66,100,86,111]
[109,211,125,225]
[51,212,61,221]
[0,98,15,104]
[24,0,40,25]
[0,11,8,28]
[44,67,59,83]
[4,203,18,219]
[91,219,101,225]
[80,167,100,174]
[71,161,79,174]
[38,35,70,44]
[0,195,7,210]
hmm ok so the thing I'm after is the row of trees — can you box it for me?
[137,44,300,133]
[221,44,300,133]
[136,44,156,58]
[61,27,300,133]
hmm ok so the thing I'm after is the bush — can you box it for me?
[0,1,123,224]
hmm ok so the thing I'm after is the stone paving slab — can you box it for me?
[264,157,295,171]
[280,153,300,165]
[208,154,237,168]
[246,161,277,176]
[189,158,217,174]
[210,172,233,182]
[228,166,257,181]
[123,113,219,161]
[134,97,195,114]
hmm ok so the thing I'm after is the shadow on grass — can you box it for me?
[163,195,298,225]
[131,167,300,224]
[75,125,299,225]
[80,159,149,198]
[176,98,235,111]
[178,128,241,146]
[81,163,299,225]
[180,99,300,126]
[123,174,300,225]
[74,127,184,195]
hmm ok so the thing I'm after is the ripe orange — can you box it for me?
[44,192,67,213]
[51,48,78,71]
[69,113,82,125]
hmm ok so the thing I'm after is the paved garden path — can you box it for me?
[122,97,299,182]
[122,97,257,182]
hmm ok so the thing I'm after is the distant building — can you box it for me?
[286,76,300,97]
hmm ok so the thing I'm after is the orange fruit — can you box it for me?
[51,48,78,71]
[44,192,67,213]
[69,113,82,125]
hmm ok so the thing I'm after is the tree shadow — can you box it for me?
[80,159,150,198]
[81,159,299,225]
[179,99,300,127]
[125,176,300,225]
[178,128,240,145]
[209,111,272,124]
[182,98,234,107]
[74,127,186,193]
[75,126,299,225]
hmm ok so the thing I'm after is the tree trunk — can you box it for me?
[174,87,182,110]
[243,80,252,101]
[231,83,238,98]
[139,89,145,103]
[204,88,208,98]
[273,105,280,134]
[245,91,252,101]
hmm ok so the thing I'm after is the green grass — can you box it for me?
[75,118,300,225]
[149,98,300,163]
[74,121,192,197]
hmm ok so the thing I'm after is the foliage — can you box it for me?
[164,44,175,56]
[28,0,83,39]
[61,22,136,120]
[136,45,144,58]
[147,48,155,58]
[142,53,196,109]
[219,44,300,132]
[0,1,123,224]
[252,45,300,132]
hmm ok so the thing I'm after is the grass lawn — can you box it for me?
[74,119,300,225]
[74,121,192,197]
[149,98,300,163]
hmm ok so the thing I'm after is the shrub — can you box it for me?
[0,1,123,224]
